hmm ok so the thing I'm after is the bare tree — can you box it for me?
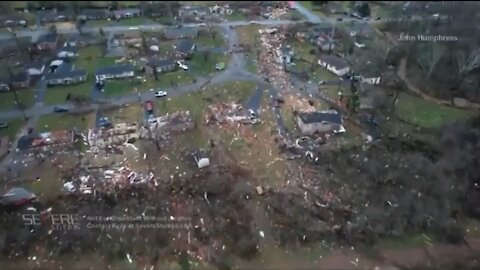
[416,43,446,78]
[452,47,480,90]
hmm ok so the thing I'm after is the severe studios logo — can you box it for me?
[22,213,81,231]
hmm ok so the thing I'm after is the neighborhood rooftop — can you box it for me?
[319,55,349,69]
[96,64,135,75]
[44,69,87,81]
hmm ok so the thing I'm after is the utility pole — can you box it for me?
[328,20,336,55]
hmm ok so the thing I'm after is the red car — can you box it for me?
[144,100,154,114]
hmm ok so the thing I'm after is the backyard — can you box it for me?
[394,93,474,128]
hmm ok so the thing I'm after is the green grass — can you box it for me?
[0,117,25,140]
[194,34,225,48]
[377,233,435,250]
[395,93,473,128]
[43,83,92,105]
[157,71,196,88]
[225,12,247,21]
[155,81,256,121]
[190,52,228,76]
[86,17,149,27]
[77,46,117,75]
[0,90,36,111]
[103,79,142,97]
[36,114,92,132]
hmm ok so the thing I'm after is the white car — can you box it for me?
[155,91,167,97]
[177,61,189,70]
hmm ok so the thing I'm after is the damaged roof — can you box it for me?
[96,64,135,76]
[298,111,343,125]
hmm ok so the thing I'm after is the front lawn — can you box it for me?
[189,52,228,76]
[194,33,225,48]
[395,93,474,128]
[0,117,25,140]
[103,79,142,97]
[86,17,150,27]
[43,82,92,105]
[77,46,117,76]
[0,90,36,111]
[157,71,196,88]
[36,113,94,132]
[225,12,247,21]
[155,80,256,121]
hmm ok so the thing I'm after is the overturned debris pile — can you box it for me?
[87,123,139,149]
[151,111,194,133]
[205,102,251,125]
[62,166,157,195]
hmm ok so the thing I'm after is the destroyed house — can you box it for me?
[145,58,177,74]
[296,111,344,135]
[95,65,135,81]
[0,187,36,208]
[18,130,75,151]
[44,69,87,86]
[9,72,31,90]
[36,33,59,51]
[88,123,138,148]
[164,27,199,40]
[318,55,350,77]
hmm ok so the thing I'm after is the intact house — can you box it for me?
[57,46,78,59]
[9,72,31,90]
[318,55,350,77]
[296,110,345,136]
[36,33,59,51]
[111,9,142,20]
[78,9,109,21]
[44,69,87,87]
[37,10,74,24]
[164,27,199,40]
[26,60,46,76]
[173,40,196,59]
[276,45,294,64]
[95,65,135,81]
[144,58,177,75]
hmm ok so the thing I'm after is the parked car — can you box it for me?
[375,16,381,20]
[337,17,343,21]
[155,91,167,97]
[0,123,8,129]
[177,61,188,70]
[319,80,326,85]
[53,107,69,113]
[215,62,225,71]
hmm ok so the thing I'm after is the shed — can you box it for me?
[193,150,210,169]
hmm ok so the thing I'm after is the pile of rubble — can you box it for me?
[62,166,157,195]
[205,102,252,125]
[87,123,139,149]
